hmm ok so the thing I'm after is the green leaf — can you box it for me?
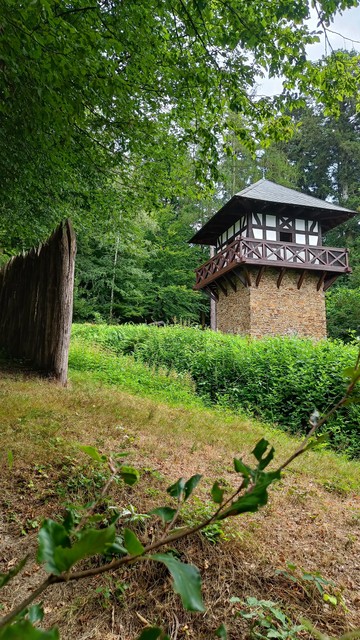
[37,520,115,574]
[0,620,59,639]
[78,445,105,463]
[105,535,127,556]
[342,366,360,383]
[211,481,224,504]
[123,528,145,556]
[252,439,274,470]
[150,507,177,523]
[219,472,280,520]
[62,509,76,534]
[323,593,337,606]
[167,478,186,499]
[215,623,227,638]
[118,465,140,486]
[37,520,71,574]
[28,604,44,624]
[252,438,269,461]
[303,434,328,452]
[60,526,116,570]
[184,474,202,500]
[150,553,205,612]
[0,555,28,589]
[233,458,250,477]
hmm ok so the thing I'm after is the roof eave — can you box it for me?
[188,196,357,245]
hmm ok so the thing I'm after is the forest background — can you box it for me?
[64,101,360,342]
[1,1,360,341]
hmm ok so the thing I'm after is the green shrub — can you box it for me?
[72,324,360,457]
[326,288,360,342]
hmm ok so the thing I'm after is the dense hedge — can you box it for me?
[72,324,360,457]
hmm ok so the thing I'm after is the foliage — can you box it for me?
[274,88,360,292]
[216,113,301,206]
[72,324,360,457]
[0,438,288,637]
[1,1,360,251]
[73,216,154,324]
[326,289,360,341]
[234,596,304,639]
[69,336,201,408]
[73,200,209,325]
[276,562,343,608]
[141,207,209,324]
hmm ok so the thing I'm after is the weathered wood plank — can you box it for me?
[0,219,76,385]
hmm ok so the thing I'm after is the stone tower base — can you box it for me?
[216,268,327,339]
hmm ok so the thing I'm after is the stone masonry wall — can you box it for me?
[216,267,327,339]
[217,284,250,335]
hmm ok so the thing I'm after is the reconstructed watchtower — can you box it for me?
[190,179,356,339]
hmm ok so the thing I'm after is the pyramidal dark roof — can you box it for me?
[236,179,354,212]
[189,178,357,245]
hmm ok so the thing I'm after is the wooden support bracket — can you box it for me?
[277,268,286,289]
[232,267,248,288]
[208,283,219,301]
[317,271,326,291]
[243,267,252,287]
[297,270,306,290]
[323,274,340,291]
[217,279,228,297]
[204,286,218,302]
[223,273,237,292]
[255,266,265,288]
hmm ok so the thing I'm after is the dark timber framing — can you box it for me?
[194,236,350,291]
[189,179,356,246]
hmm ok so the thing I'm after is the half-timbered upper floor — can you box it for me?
[215,212,322,252]
[189,179,356,293]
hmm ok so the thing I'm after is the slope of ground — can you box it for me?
[0,358,360,639]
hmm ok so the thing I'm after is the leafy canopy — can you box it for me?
[1,0,360,248]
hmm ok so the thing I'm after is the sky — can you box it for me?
[258,5,360,95]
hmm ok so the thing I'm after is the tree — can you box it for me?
[326,288,360,341]
[74,214,154,324]
[143,206,209,323]
[276,90,360,261]
[73,140,211,324]
[270,86,360,339]
[1,1,360,250]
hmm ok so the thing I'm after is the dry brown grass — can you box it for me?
[1,371,360,639]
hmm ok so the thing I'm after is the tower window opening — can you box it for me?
[279,231,293,243]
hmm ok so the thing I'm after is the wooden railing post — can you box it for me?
[194,237,350,290]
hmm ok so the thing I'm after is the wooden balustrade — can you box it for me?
[195,236,350,289]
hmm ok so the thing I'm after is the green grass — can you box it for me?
[1,330,359,493]
[69,337,203,409]
[1,329,360,640]
[66,333,360,494]
[71,323,360,458]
